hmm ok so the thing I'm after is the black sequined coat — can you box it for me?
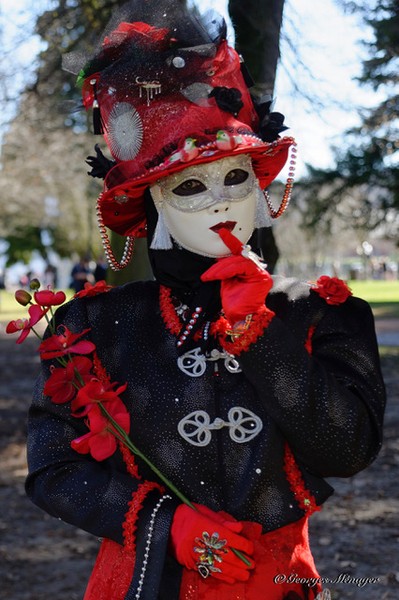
[25,277,385,599]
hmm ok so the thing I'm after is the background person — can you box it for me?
[70,256,94,293]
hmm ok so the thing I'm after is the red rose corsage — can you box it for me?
[310,275,352,306]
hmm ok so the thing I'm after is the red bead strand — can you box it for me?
[265,141,297,219]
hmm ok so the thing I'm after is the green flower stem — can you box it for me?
[57,356,69,367]
[31,327,44,341]
[99,402,195,509]
[99,402,252,567]
[72,364,86,388]
[230,547,251,566]
[49,307,56,333]
[43,309,53,329]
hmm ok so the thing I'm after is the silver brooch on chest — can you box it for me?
[177,347,241,377]
[178,406,263,447]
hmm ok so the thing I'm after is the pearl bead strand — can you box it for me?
[96,195,135,270]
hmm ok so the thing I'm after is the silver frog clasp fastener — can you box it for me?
[178,407,263,446]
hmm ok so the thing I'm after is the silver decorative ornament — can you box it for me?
[172,56,186,68]
[107,102,143,161]
[177,347,241,377]
[178,407,263,447]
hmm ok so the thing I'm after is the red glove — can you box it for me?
[170,503,255,583]
[201,229,273,325]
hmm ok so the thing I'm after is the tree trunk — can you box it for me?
[228,0,285,97]
[229,0,285,272]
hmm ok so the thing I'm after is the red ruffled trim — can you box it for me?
[84,446,165,600]
[123,479,165,552]
[159,285,181,337]
[160,285,274,355]
[211,306,275,356]
[304,324,316,355]
[283,443,320,516]
[92,351,111,383]
[119,440,141,480]
[159,285,208,343]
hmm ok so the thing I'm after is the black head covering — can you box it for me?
[144,189,222,353]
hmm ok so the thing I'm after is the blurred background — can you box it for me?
[0,0,398,290]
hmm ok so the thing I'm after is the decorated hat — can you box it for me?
[64,0,296,269]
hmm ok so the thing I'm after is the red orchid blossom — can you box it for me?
[74,280,113,299]
[34,288,66,307]
[44,357,94,404]
[39,326,96,359]
[71,399,130,461]
[8,278,207,515]
[6,304,48,344]
[71,378,128,417]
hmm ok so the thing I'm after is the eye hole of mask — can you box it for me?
[172,179,207,197]
[224,169,249,185]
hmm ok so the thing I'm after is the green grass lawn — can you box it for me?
[348,280,399,318]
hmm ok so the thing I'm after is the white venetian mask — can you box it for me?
[150,155,269,257]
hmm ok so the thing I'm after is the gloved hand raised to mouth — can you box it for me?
[201,228,273,326]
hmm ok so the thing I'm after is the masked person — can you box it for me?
[25,2,385,599]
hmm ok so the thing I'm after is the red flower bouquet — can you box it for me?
[7,278,250,567]
[7,279,192,480]
[6,304,48,343]
[44,356,93,404]
[39,326,96,359]
[71,379,128,416]
[71,400,131,461]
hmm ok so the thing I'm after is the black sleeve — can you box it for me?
[238,295,386,478]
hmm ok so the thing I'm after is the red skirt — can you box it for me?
[83,538,135,600]
[179,517,322,600]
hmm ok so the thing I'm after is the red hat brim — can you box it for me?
[99,135,294,237]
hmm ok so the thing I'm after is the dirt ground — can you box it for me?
[0,319,398,600]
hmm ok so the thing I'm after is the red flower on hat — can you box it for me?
[71,399,130,461]
[71,378,128,417]
[44,357,94,404]
[39,326,96,359]
[6,304,48,344]
[103,22,170,50]
[311,276,352,306]
[74,280,113,299]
